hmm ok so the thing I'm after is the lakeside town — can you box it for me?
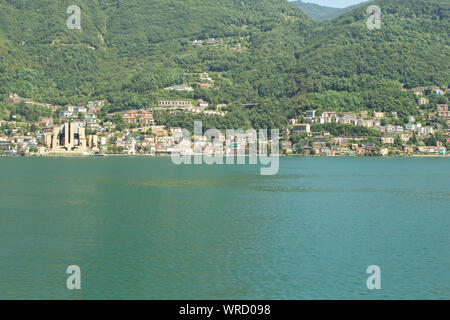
[0,86,449,158]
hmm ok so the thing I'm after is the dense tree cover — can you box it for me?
[291,0,366,21]
[0,0,448,127]
[301,0,449,87]
[0,102,52,122]
[310,123,381,137]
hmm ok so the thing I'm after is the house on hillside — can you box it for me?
[197,99,209,109]
[165,84,193,92]
[436,104,449,119]
[304,110,316,123]
[292,124,311,134]
[374,112,385,119]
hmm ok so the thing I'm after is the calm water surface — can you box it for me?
[0,157,449,299]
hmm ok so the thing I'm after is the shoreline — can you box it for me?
[1,153,449,159]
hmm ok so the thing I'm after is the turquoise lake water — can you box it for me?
[0,157,449,299]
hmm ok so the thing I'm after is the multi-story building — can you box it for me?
[157,100,192,108]
[305,110,316,122]
[419,98,429,105]
[374,112,385,119]
[293,123,311,134]
[339,113,357,125]
[122,110,154,125]
[44,122,97,152]
[436,104,449,119]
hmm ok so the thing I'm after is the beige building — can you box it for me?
[436,104,449,119]
[157,100,192,108]
[419,98,429,105]
[44,122,97,152]
[374,112,385,119]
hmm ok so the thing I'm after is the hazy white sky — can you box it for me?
[291,0,367,9]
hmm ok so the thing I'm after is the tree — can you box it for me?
[425,135,437,146]
[409,132,418,144]
[394,135,403,148]
[113,113,125,131]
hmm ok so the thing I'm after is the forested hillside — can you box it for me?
[0,0,448,130]
[291,0,366,21]
[287,0,449,118]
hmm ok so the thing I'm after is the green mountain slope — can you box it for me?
[291,0,366,21]
[286,0,449,116]
[0,0,311,106]
[0,0,448,129]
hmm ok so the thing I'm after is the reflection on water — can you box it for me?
[0,157,449,299]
